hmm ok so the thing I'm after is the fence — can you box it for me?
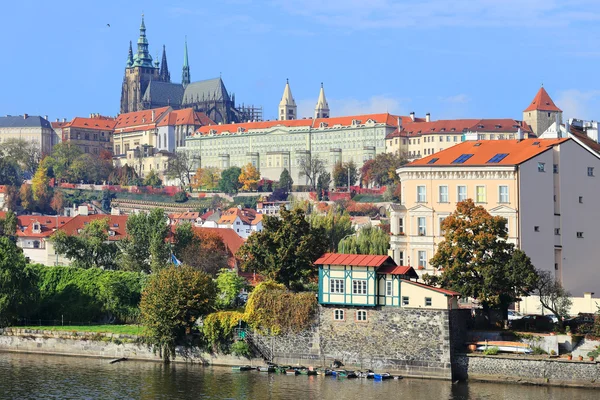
[14,317,118,328]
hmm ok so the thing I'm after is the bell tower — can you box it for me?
[278,79,297,120]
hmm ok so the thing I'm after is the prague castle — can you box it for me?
[119,16,261,124]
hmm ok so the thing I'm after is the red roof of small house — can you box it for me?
[156,108,213,127]
[314,253,396,268]
[386,118,532,139]
[16,215,73,238]
[524,87,562,112]
[115,107,171,130]
[376,265,419,278]
[401,279,460,296]
[51,121,68,129]
[64,116,116,131]
[58,215,128,241]
[191,226,245,256]
[0,185,8,194]
[238,271,265,286]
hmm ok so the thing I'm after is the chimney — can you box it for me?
[152,110,156,122]
[23,113,28,119]
[410,112,415,122]
[425,113,430,122]
[56,118,59,122]
[397,116,403,130]
[62,118,66,122]
[44,115,48,121]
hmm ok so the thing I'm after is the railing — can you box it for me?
[242,329,273,362]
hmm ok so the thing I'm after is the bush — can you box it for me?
[532,346,547,355]
[483,346,499,355]
[231,340,252,358]
[202,311,245,352]
[173,191,188,203]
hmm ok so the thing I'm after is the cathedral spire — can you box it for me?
[134,14,154,68]
[314,82,330,119]
[126,41,134,68]
[182,37,190,87]
[279,79,297,120]
[159,45,171,82]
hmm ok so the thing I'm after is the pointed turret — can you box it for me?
[134,14,154,68]
[159,45,171,82]
[314,82,330,119]
[182,37,190,86]
[126,41,134,67]
[523,86,563,136]
[278,79,297,120]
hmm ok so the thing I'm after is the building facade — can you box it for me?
[62,115,116,155]
[523,86,562,137]
[388,138,600,296]
[0,114,55,155]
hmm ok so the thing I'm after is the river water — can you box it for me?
[0,352,597,400]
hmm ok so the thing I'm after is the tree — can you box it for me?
[176,228,230,276]
[101,190,113,212]
[143,170,162,187]
[42,143,83,182]
[310,208,353,252]
[0,156,22,187]
[109,165,139,186]
[70,154,93,183]
[51,218,119,269]
[166,151,197,192]
[31,166,52,211]
[361,153,406,187]
[338,225,389,255]
[140,265,216,362]
[316,172,331,201]
[0,210,17,238]
[278,168,293,192]
[534,270,572,328]
[3,185,19,211]
[218,166,242,194]
[50,191,65,215]
[238,163,260,192]
[19,184,34,211]
[333,161,358,188]
[191,167,220,191]
[0,237,36,326]
[118,208,170,273]
[215,269,246,310]
[298,156,325,190]
[238,207,327,289]
[425,200,538,319]
[0,138,41,178]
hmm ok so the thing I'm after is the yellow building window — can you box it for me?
[476,186,486,203]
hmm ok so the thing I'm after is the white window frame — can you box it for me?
[352,280,367,295]
[417,217,426,236]
[417,185,426,203]
[439,217,446,235]
[538,162,545,172]
[498,185,509,203]
[385,281,393,296]
[330,279,344,294]
[356,310,367,322]
[439,185,448,203]
[334,309,345,321]
[418,250,427,268]
[457,185,467,202]
[476,185,486,203]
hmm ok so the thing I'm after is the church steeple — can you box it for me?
[126,41,134,68]
[182,37,190,86]
[279,79,297,120]
[314,82,330,119]
[159,45,170,82]
[134,14,154,68]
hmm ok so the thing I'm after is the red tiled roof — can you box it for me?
[376,265,419,278]
[524,87,562,112]
[568,125,600,155]
[51,121,68,129]
[0,185,8,194]
[156,108,214,127]
[64,117,116,131]
[313,113,404,128]
[386,118,532,139]
[407,138,568,167]
[58,215,128,241]
[401,279,460,296]
[314,253,395,268]
[196,119,314,135]
[191,226,245,256]
[115,107,171,130]
[16,215,73,238]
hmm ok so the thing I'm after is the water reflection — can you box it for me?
[0,352,597,400]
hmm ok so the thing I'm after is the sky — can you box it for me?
[2,0,600,123]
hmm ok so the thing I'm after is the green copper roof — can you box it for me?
[133,14,155,69]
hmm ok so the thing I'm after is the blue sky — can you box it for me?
[2,0,600,122]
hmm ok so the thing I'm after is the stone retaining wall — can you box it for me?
[0,329,262,366]
[454,354,600,387]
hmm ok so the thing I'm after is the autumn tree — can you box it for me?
[50,191,65,215]
[361,153,406,187]
[191,167,220,191]
[338,225,389,255]
[534,270,572,328]
[140,265,216,363]
[31,166,52,211]
[298,156,325,190]
[238,207,327,289]
[143,170,162,187]
[332,161,358,188]
[425,199,538,319]
[218,166,242,194]
[174,224,230,276]
[310,208,353,252]
[19,184,34,211]
[278,168,294,192]
[238,163,260,192]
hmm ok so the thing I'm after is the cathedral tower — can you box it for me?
[278,79,297,120]
[314,83,330,119]
[523,86,562,136]
[120,15,160,114]
[182,38,191,87]
[159,45,170,83]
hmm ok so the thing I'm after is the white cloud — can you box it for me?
[556,89,600,120]
[296,95,409,118]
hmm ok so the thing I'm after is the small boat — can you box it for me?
[474,341,532,354]
[373,373,393,380]
[337,370,358,379]
[232,365,253,371]
[257,366,276,373]
[319,369,334,376]
[285,368,299,375]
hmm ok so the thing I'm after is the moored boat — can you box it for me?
[373,373,393,380]
[285,368,299,375]
[257,366,276,373]
[232,365,253,371]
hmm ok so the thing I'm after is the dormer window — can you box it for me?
[319,122,328,128]
[108,230,116,237]
[32,223,41,233]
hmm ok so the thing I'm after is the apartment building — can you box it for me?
[388,138,600,296]
[62,115,116,155]
[0,114,56,155]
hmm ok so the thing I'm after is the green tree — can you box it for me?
[51,218,119,269]
[31,166,52,211]
[238,207,327,289]
[218,166,242,194]
[140,265,216,363]
[0,138,41,177]
[173,222,197,257]
[42,143,83,182]
[118,208,170,273]
[0,156,22,186]
[143,170,163,187]
[0,210,17,238]
[70,154,93,183]
[278,168,294,191]
[215,269,246,310]
[425,199,538,319]
[0,236,36,326]
[316,172,331,201]
[338,225,389,255]
[101,190,113,212]
[332,161,358,188]
[310,208,353,252]
[362,153,406,187]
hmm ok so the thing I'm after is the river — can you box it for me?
[0,352,597,399]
